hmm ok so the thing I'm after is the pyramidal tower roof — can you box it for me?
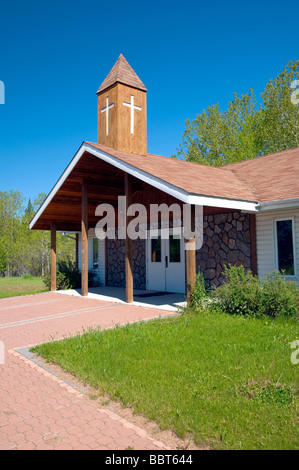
[97,54,147,94]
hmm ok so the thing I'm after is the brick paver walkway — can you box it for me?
[0,292,176,450]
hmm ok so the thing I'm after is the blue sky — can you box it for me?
[0,0,298,204]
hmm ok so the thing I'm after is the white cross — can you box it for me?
[123,95,142,134]
[101,96,114,135]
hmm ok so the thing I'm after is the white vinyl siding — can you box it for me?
[78,231,106,286]
[256,209,299,284]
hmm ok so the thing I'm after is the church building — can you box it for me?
[30,55,299,301]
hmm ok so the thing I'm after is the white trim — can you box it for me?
[273,216,297,278]
[259,198,299,212]
[30,142,259,229]
[187,194,258,212]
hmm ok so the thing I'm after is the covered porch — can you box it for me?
[30,142,258,303]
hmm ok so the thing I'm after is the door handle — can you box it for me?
[165,256,168,268]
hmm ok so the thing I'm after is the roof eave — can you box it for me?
[97,80,147,95]
[258,198,299,212]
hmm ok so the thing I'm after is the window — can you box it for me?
[151,237,161,262]
[169,235,181,263]
[275,219,295,275]
[93,238,98,270]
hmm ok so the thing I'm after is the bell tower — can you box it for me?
[97,54,147,155]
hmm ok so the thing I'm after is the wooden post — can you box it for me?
[185,205,196,305]
[75,233,79,270]
[81,180,88,297]
[50,223,56,291]
[125,173,133,303]
[250,214,258,276]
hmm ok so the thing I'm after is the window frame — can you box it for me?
[93,238,99,270]
[273,216,296,277]
[169,234,181,263]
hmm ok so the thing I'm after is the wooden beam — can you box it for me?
[185,205,196,305]
[250,214,258,276]
[81,181,88,296]
[50,223,56,291]
[125,173,133,303]
[55,191,119,201]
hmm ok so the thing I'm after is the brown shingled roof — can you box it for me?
[30,143,299,232]
[97,54,147,94]
[86,142,258,202]
[86,143,299,204]
[223,147,299,202]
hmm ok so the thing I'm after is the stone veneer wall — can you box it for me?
[197,211,252,288]
[106,211,252,291]
[106,234,146,290]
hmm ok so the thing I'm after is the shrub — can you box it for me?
[43,259,80,290]
[43,271,70,291]
[57,259,81,288]
[188,271,208,309]
[259,271,298,318]
[210,265,298,318]
[43,260,102,290]
[210,265,261,316]
[88,269,102,287]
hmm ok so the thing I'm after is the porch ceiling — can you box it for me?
[30,151,246,232]
[31,151,131,231]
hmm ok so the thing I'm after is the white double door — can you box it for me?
[146,229,185,293]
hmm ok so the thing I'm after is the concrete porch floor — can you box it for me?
[56,286,187,312]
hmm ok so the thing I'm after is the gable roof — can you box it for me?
[223,147,299,203]
[97,54,147,94]
[29,143,299,231]
[29,142,258,231]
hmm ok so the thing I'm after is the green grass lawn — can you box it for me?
[32,310,299,450]
[0,276,48,298]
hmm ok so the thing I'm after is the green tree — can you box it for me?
[0,237,7,274]
[30,193,50,276]
[257,60,299,155]
[0,190,76,277]
[25,198,33,214]
[174,59,299,165]
[0,190,25,276]
[174,90,259,166]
